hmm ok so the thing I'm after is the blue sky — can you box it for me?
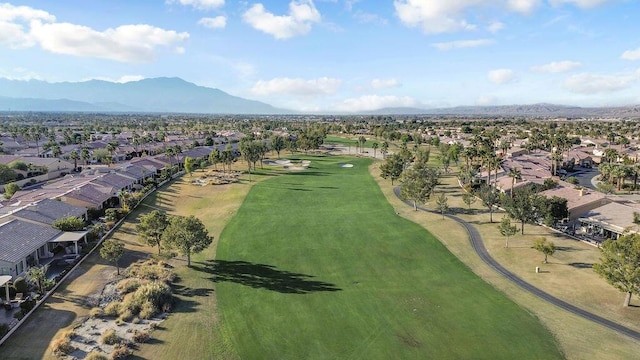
[1,0,640,112]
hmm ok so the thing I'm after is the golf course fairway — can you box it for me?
[209,156,563,359]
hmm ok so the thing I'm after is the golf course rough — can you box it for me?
[215,156,563,360]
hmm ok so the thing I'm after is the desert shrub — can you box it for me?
[51,330,76,356]
[132,329,150,343]
[13,277,28,294]
[116,278,142,294]
[138,301,157,320]
[85,352,109,360]
[104,301,121,317]
[118,308,135,323]
[89,307,104,318]
[127,259,175,283]
[110,344,132,360]
[134,282,172,309]
[101,329,120,345]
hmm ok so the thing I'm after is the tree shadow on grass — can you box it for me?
[193,260,341,294]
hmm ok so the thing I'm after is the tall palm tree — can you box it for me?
[372,142,379,159]
[508,167,522,198]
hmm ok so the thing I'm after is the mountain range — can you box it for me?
[1,77,640,117]
[0,77,286,114]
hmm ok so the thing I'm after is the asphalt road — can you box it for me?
[393,187,640,341]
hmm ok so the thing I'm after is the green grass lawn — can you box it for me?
[325,135,383,148]
[211,156,563,359]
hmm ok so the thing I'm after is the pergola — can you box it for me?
[0,275,11,303]
[49,230,89,255]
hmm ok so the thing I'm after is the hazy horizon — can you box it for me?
[2,1,640,112]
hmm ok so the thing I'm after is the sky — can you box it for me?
[1,0,640,112]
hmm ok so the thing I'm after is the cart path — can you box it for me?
[393,187,640,341]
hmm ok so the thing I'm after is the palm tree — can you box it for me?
[80,147,91,166]
[69,150,79,171]
[508,167,522,198]
[372,142,379,159]
[381,141,389,159]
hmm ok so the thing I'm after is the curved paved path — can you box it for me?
[393,187,640,341]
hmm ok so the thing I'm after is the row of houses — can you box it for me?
[0,145,224,280]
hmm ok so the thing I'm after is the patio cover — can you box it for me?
[0,275,11,303]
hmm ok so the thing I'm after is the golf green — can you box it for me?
[211,156,563,359]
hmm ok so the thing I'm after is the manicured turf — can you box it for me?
[325,135,382,148]
[212,156,563,359]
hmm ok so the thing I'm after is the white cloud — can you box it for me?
[393,0,537,34]
[87,75,146,83]
[353,11,388,25]
[251,77,341,96]
[488,69,516,84]
[507,0,541,13]
[563,72,640,94]
[371,78,401,89]
[333,95,421,112]
[621,48,640,61]
[0,67,43,81]
[432,39,493,51]
[167,0,225,10]
[476,95,498,105]
[487,21,505,33]
[198,16,227,29]
[549,0,613,8]
[29,21,189,63]
[531,60,581,73]
[242,0,321,39]
[0,4,189,63]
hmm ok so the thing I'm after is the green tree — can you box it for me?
[380,154,404,185]
[136,210,169,255]
[162,215,213,266]
[399,165,439,211]
[533,237,555,264]
[461,191,477,210]
[435,192,449,219]
[69,149,80,170]
[100,240,125,275]
[498,216,518,248]
[4,182,19,199]
[372,142,379,158]
[209,149,221,170]
[507,167,522,198]
[380,141,389,159]
[26,265,51,295]
[52,216,85,231]
[184,156,195,177]
[270,134,285,158]
[477,184,500,223]
[593,233,640,307]
[0,164,17,184]
[502,188,539,234]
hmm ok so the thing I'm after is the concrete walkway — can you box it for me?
[392,186,640,341]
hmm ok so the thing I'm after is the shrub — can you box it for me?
[134,282,172,310]
[85,352,109,360]
[132,329,150,343]
[19,298,35,313]
[52,216,85,231]
[13,277,28,294]
[138,301,157,320]
[116,278,142,295]
[104,301,121,317]
[89,307,104,318]
[51,330,76,356]
[118,308,135,323]
[110,344,131,360]
[127,259,175,283]
[100,329,120,345]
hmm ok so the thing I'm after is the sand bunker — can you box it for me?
[267,159,310,171]
[339,163,354,168]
